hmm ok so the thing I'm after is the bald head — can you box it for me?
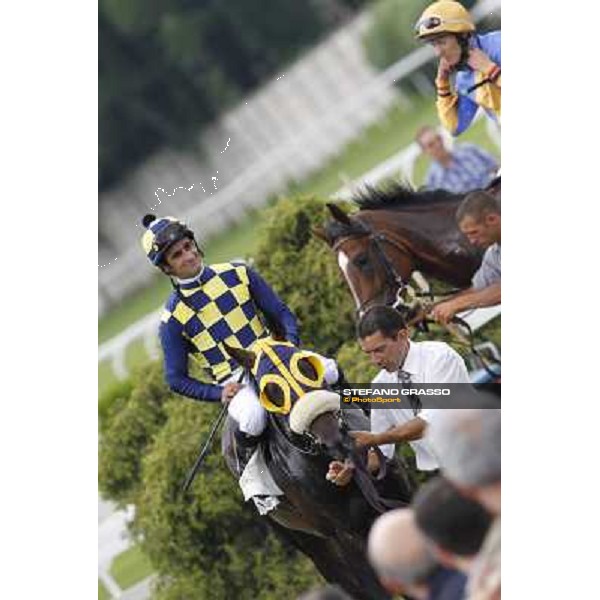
[368,509,437,586]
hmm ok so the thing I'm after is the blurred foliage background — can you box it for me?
[99,0,369,191]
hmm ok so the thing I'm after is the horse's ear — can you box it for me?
[326,202,353,226]
[311,226,328,244]
[224,343,256,370]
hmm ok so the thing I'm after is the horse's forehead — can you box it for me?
[337,250,350,275]
[337,249,361,307]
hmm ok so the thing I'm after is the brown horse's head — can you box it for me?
[315,184,483,316]
[314,202,414,316]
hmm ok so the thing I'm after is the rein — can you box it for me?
[270,407,406,513]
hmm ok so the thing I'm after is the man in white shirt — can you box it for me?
[327,306,470,486]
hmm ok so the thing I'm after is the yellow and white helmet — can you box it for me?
[414,1,475,40]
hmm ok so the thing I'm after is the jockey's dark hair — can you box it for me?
[357,306,407,340]
[456,190,500,224]
[413,475,492,557]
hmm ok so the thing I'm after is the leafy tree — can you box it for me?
[98,363,170,506]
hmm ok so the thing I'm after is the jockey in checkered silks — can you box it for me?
[140,215,340,474]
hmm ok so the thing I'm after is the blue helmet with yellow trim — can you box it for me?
[140,214,198,267]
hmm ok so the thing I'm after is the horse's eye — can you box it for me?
[353,254,370,270]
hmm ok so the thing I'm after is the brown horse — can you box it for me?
[315,181,497,315]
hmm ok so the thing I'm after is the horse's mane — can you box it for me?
[352,181,463,211]
[324,181,463,245]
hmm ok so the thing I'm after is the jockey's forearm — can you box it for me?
[372,418,427,446]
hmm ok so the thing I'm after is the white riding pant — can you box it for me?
[226,354,339,437]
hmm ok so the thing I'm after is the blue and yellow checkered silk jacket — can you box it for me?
[436,31,501,136]
[159,262,299,402]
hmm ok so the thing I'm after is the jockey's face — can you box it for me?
[429,34,462,67]
[163,238,203,279]
[359,328,410,373]
[459,213,501,249]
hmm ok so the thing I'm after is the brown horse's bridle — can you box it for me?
[332,221,414,317]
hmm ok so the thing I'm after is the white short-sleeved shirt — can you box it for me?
[370,341,470,471]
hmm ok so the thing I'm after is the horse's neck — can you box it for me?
[364,210,476,285]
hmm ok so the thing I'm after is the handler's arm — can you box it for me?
[431,282,501,324]
[370,417,427,446]
[447,282,501,312]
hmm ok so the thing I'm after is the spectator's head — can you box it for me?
[357,306,409,373]
[140,214,204,278]
[296,585,352,600]
[456,191,501,249]
[415,125,451,163]
[368,509,438,598]
[413,476,492,574]
[414,2,475,68]
[427,409,501,515]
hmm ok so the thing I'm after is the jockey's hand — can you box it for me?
[437,57,452,81]
[221,383,242,405]
[326,460,355,487]
[467,48,495,74]
[350,430,377,448]
[430,301,458,325]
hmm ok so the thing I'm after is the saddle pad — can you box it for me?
[239,445,284,501]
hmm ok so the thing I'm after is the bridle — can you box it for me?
[332,221,415,317]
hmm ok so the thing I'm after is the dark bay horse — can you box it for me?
[221,338,414,600]
[315,181,500,316]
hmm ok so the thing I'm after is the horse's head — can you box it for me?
[314,202,414,317]
[225,339,348,457]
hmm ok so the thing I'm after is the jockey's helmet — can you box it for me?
[140,214,199,266]
[414,1,475,40]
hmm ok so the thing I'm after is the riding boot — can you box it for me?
[234,429,262,475]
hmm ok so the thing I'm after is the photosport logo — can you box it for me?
[339,385,499,409]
